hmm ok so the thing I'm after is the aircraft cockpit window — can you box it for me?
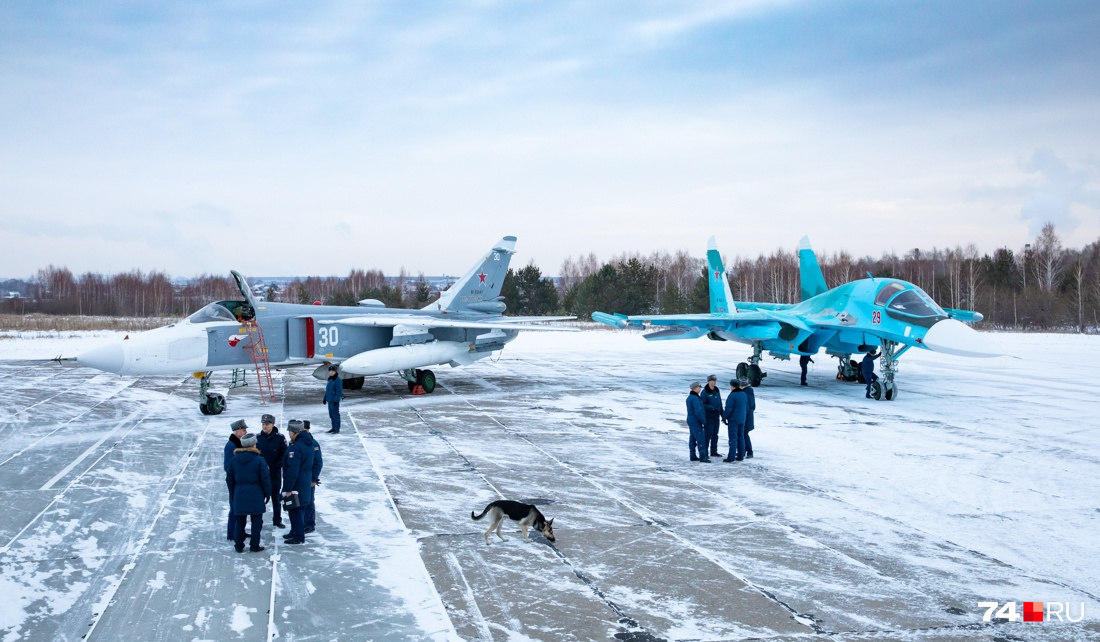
[874,282,906,306]
[886,290,940,317]
[187,303,237,324]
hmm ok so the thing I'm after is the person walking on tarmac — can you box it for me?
[323,366,343,434]
[282,420,316,545]
[226,433,272,553]
[862,349,880,398]
[256,414,288,529]
[799,355,814,386]
[686,382,710,463]
[722,379,748,462]
[301,420,323,534]
[223,419,248,541]
[700,375,723,458]
[742,379,757,459]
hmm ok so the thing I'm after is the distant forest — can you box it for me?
[5,223,1099,332]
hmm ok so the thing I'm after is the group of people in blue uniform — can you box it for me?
[223,414,324,552]
[686,374,756,463]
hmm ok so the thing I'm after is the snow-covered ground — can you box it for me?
[0,329,1098,641]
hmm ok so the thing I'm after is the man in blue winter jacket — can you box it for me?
[700,375,723,458]
[323,366,343,433]
[862,349,880,398]
[282,420,315,545]
[686,382,710,462]
[722,379,748,462]
[223,419,248,540]
[256,414,288,529]
[301,420,323,534]
[742,380,756,459]
[227,433,272,553]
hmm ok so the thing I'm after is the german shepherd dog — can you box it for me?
[471,500,555,544]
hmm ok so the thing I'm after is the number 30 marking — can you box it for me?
[317,326,339,347]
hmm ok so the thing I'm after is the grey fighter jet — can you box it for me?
[77,236,575,414]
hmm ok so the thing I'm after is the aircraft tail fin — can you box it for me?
[798,236,828,301]
[707,237,736,314]
[427,236,516,313]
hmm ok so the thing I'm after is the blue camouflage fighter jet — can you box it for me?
[593,236,1002,400]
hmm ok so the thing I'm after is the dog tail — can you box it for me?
[471,505,491,521]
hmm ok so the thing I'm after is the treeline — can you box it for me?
[6,223,1100,331]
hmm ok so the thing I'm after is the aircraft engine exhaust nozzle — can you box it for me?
[77,343,126,374]
[340,341,472,376]
[922,319,1003,358]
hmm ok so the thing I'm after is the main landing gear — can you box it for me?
[342,376,365,390]
[868,340,900,401]
[197,372,226,415]
[735,341,767,387]
[835,355,860,382]
[402,368,437,394]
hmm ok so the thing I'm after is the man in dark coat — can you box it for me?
[227,433,272,553]
[257,414,288,529]
[799,354,814,386]
[862,349,880,398]
[223,419,248,541]
[742,380,757,459]
[685,382,710,462]
[700,375,723,458]
[323,366,343,434]
[301,420,324,534]
[281,420,315,544]
[722,379,748,462]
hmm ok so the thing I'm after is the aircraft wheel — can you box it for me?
[836,371,844,381]
[407,380,416,392]
[735,362,749,381]
[349,377,365,390]
[205,394,226,415]
[417,369,437,393]
[883,381,897,401]
[200,403,211,415]
[748,364,763,386]
[869,381,882,401]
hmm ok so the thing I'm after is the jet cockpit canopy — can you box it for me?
[187,302,243,324]
[874,281,947,326]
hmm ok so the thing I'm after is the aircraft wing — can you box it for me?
[318,316,579,332]
[492,315,577,323]
[593,309,817,343]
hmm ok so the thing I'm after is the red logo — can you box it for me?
[228,336,242,347]
[714,269,722,280]
[1023,602,1044,622]
[478,271,487,284]
[871,310,881,324]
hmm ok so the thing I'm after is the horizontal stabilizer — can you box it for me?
[592,311,632,329]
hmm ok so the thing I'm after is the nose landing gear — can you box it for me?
[735,341,768,387]
[197,372,226,415]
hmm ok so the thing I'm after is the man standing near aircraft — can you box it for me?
[722,379,748,462]
[686,382,710,462]
[257,414,287,529]
[799,355,813,386]
[742,380,756,459]
[323,366,342,434]
[282,420,315,545]
[701,375,723,458]
[224,419,248,540]
[862,350,880,398]
[301,420,323,534]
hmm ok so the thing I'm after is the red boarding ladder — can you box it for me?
[241,320,278,404]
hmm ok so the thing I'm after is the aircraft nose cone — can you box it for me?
[923,319,1003,358]
[78,343,126,373]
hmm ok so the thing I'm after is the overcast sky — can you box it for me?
[2,1,1099,278]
